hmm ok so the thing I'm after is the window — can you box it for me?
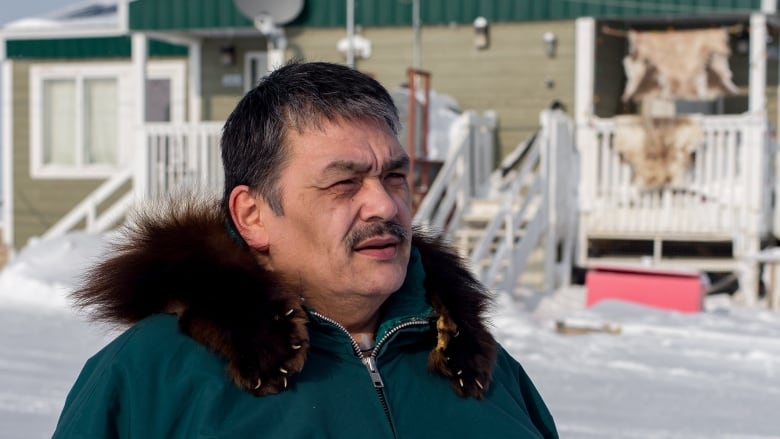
[244,51,268,92]
[41,77,120,168]
[30,61,185,179]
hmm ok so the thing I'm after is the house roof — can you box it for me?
[2,0,770,34]
[1,0,771,59]
[3,0,119,31]
[1,0,187,60]
[127,0,767,31]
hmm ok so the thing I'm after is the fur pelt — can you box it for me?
[613,115,703,189]
[73,197,497,399]
[622,28,738,102]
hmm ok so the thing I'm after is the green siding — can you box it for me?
[284,21,576,158]
[200,38,267,120]
[6,37,187,60]
[129,0,764,31]
[130,0,253,30]
[11,61,106,247]
[194,21,575,155]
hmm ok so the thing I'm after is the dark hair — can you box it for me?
[220,60,400,218]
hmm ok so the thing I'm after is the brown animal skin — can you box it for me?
[613,115,704,189]
[622,28,738,102]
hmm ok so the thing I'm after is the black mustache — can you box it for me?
[346,221,409,250]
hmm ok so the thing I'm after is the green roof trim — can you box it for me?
[129,0,765,31]
[5,37,187,60]
[130,0,253,30]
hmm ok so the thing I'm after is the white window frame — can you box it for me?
[29,60,185,179]
[244,51,268,92]
[147,60,186,124]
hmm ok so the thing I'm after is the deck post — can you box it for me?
[188,40,202,124]
[574,17,595,125]
[749,13,767,115]
[132,33,149,199]
[1,51,14,249]
[736,119,765,306]
[575,17,596,268]
[541,111,556,290]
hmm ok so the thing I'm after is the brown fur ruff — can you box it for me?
[73,198,497,399]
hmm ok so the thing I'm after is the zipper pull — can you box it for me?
[363,356,385,388]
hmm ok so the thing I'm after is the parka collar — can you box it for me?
[73,196,497,399]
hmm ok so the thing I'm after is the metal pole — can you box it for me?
[346,0,355,67]
[412,0,421,68]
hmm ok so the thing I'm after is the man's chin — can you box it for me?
[360,267,408,296]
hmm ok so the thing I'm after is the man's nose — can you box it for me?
[358,179,399,222]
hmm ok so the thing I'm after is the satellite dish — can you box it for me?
[233,0,304,26]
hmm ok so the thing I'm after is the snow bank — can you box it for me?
[0,232,113,311]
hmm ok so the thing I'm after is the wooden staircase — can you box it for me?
[416,109,577,295]
[454,198,546,290]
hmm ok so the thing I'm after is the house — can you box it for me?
[1,0,582,250]
[1,0,778,304]
[573,5,780,304]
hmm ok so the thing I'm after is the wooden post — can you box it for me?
[132,33,149,200]
[749,14,767,115]
[574,17,596,268]
[1,50,14,249]
[575,17,595,125]
[188,40,202,124]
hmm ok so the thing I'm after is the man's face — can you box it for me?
[259,117,413,307]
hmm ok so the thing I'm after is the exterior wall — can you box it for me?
[129,0,765,30]
[592,23,779,126]
[201,38,267,121]
[593,31,627,117]
[11,61,103,247]
[286,21,576,158]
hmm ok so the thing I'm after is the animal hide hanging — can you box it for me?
[612,115,704,189]
[621,28,739,102]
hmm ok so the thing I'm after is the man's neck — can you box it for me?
[306,295,384,348]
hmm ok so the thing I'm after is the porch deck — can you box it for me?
[576,113,775,302]
[578,113,773,257]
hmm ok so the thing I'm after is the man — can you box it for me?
[53,61,558,438]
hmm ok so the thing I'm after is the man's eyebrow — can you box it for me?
[321,155,410,176]
[322,160,372,176]
[384,155,410,172]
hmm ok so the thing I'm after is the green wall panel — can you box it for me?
[6,37,187,60]
[128,0,765,31]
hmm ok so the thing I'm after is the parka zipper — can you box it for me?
[310,311,429,438]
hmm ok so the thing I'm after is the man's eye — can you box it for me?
[333,179,358,188]
[386,173,407,183]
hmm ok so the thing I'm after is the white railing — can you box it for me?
[577,114,770,239]
[413,111,496,233]
[42,122,224,240]
[42,168,134,239]
[139,122,224,199]
[469,109,577,292]
[577,113,773,305]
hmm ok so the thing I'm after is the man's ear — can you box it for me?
[229,185,270,251]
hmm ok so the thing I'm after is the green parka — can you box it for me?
[53,201,558,438]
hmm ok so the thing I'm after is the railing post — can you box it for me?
[87,207,97,233]
[132,33,148,200]
[749,14,767,115]
[737,117,764,306]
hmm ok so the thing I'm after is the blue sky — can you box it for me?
[0,0,84,26]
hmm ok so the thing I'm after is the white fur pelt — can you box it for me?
[622,28,738,102]
[613,115,704,189]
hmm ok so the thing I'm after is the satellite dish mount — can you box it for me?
[233,0,304,50]
[254,14,287,50]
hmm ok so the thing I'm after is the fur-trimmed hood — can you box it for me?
[74,198,497,399]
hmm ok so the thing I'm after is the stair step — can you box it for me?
[461,197,542,225]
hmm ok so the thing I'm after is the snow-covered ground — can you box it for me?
[1,233,779,438]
